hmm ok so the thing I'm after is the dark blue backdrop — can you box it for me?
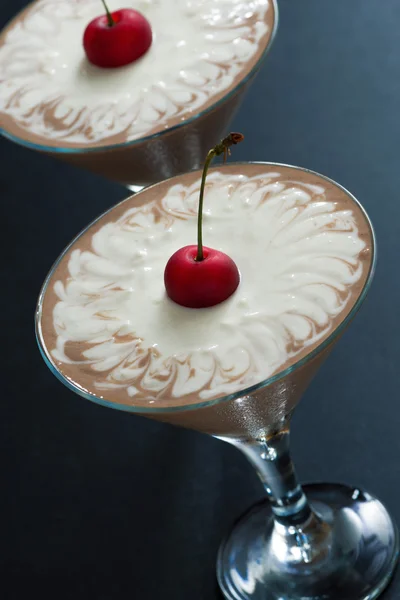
[2,1,399,598]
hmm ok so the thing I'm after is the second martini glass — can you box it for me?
[35,161,398,599]
[0,0,278,192]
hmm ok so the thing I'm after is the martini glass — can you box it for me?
[0,0,278,192]
[35,163,398,599]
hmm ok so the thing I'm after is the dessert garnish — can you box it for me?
[83,0,152,68]
[164,133,244,309]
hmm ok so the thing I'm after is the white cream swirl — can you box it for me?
[0,0,271,145]
[49,171,367,401]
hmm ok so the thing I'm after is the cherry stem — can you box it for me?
[196,132,244,262]
[101,0,115,27]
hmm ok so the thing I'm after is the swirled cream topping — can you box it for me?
[39,166,372,406]
[0,0,273,147]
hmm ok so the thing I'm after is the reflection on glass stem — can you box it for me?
[234,423,312,526]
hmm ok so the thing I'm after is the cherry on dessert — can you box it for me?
[83,2,152,69]
[164,133,244,309]
[164,246,240,309]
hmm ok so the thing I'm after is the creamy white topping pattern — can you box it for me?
[49,171,366,401]
[0,0,270,145]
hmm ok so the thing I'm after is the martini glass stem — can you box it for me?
[237,425,312,526]
[219,422,399,598]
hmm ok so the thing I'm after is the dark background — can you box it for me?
[2,0,400,598]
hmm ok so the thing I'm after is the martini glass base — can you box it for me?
[217,483,399,600]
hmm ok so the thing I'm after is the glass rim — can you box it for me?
[1,0,279,155]
[35,160,377,415]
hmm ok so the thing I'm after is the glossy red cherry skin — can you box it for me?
[164,245,240,309]
[83,9,152,69]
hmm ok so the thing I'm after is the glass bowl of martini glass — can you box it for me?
[35,156,398,600]
[0,0,277,191]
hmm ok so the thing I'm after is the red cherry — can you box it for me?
[164,133,244,310]
[83,9,152,69]
[164,245,240,309]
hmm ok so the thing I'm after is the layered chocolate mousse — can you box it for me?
[36,163,374,439]
[0,0,277,185]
